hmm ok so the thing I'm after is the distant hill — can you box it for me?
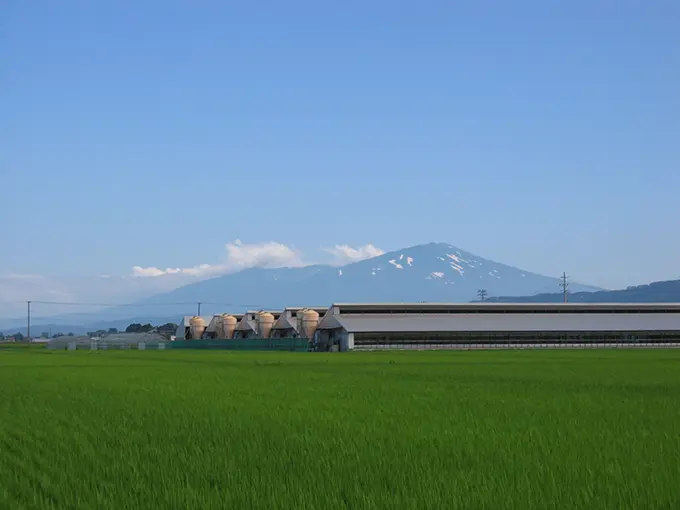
[1,242,600,333]
[124,242,599,312]
[486,279,680,303]
[0,316,179,337]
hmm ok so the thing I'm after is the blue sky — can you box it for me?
[2,0,679,310]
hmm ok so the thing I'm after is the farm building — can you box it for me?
[175,316,214,340]
[205,313,244,339]
[270,307,328,338]
[47,332,168,350]
[314,302,680,351]
[46,335,91,349]
[234,310,282,339]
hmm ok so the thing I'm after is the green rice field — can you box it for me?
[1,348,679,509]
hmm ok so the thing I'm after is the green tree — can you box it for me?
[157,323,178,339]
[125,323,141,333]
[126,323,154,333]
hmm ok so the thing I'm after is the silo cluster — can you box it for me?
[181,307,326,341]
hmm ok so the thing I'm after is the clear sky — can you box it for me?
[2,0,679,310]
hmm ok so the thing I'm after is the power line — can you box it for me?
[10,299,278,329]
[559,272,569,303]
[27,301,31,342]
[5,300,267,308]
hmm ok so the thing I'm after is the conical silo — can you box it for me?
[223,314,238,339]
[299,308,320,338]
[256,311,275,339]
[189,316,206,340]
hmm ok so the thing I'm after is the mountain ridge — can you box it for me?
[0,242,602,334]
[485,279,680,303]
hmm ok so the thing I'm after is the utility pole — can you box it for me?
[27,301,31,343]
[477,289,488,302]
[197,302,202,316]
[559,272,569,303]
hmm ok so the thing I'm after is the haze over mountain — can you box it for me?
[486,279,680,304]
[1,243,601,333]
[131,242,599,310]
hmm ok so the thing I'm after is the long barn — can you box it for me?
[313,302,680,351]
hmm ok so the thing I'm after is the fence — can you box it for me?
[170,338,310,352]
[353,342,680,351]
[46,337,309,351]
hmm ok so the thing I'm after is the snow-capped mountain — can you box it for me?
[317,242,599,303]
[3,243,601,332]
[68,242,600,321]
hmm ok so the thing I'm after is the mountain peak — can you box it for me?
[12,242,602,329]
[122,241,600,316]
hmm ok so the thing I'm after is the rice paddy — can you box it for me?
[1,348,679,509]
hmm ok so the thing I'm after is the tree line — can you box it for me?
[0,323,178,341]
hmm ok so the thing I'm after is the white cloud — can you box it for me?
[131,267,168,278]
[224,239,303,269]
[131,264,222,278]
[0,240,383,321]
[131,240,304,278]
[323,244,384,265]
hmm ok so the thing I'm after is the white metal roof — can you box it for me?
[179,316,214,327]
[272,315,297,331]
[330,313,680,333]
[236,319,257,332]
[206,313,245,332]
[282,306,329,314]
[273,307,328,331]
[331,302,680,313]
[245,310,282,316]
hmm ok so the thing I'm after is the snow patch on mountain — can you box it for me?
[407,257,414,266]
[389,260,403,269]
